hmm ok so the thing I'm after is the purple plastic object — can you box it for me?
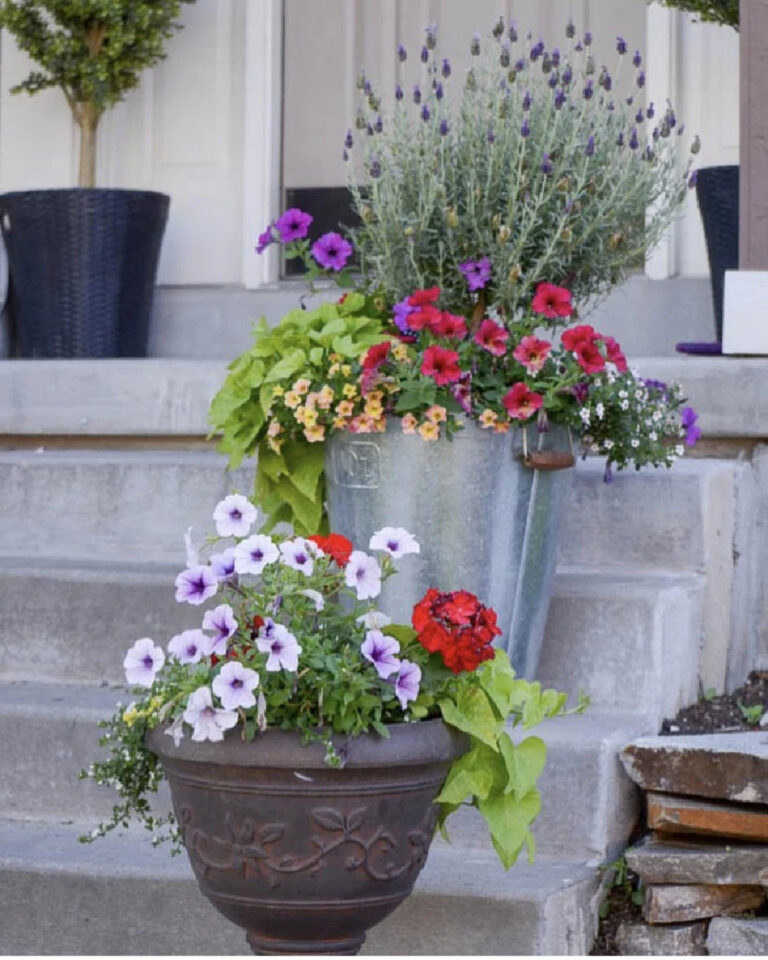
[675,341,723,356]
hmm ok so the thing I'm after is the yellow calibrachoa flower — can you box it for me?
[418,421,440,442]
[425,404,447,424]
[304,424,326,443]
[123,706,139,727]
[271,385,285,397]
[479,408,498,429]
[392,342,410,363]
[329,362,341,376]
[293,378,311,395]
[373,417,387,433]
[335,400,355,418]
[329,352,342,363]
[341,364,352,377]
[305,392,319,410]
[267,419,282,438]
[401,413,418,434]
[332,416,347,431]
[343,384,358,399]
[295,406,318,428]
[317,385,335,409]
[364,400,383,419]
[284,390,301,409]
[366,390,384,403]
[494,419,511,434]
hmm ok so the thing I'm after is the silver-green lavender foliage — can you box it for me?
[346,19,697,327]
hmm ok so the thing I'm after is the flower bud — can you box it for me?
[585,55,595,76]
[426,23,437,49]
[487,128,496,143]
[356,70,366,91]
[395,84,403,101]
[360,205,373,223]
[421,103,431,122]
[345,129,354,149]
[617,37,627,55]
[635,109,644,124]
[565,20,576,39]
[561,226,573,243]
[404,225,415,237]
[435,82,444,100]
[554,88,566,110]
[633,50,642,68]
[508,264,522,284]
[530,40,545,61]
[355,109,366,130]
[508,69,518,84]
[509,24,519,43]
[500,43,511,68]
[691,135,701,155]
[637,70,646,89]
[446,206,459,227]
[541,152,553,174]
[442,58,451,78]
[542,53,552,73]
[497,224,511,243]
[551,48,561,67]
[439,117,449,136]
[369,157,381,178]
[470,32,481,56]
[562,65,573,85]
[629,128,639,150]
[375,115,383,133]
[397,43,407,62]
[420,45,429,63]
[413,84,421,104]
[492,213,501,228]
[523,89,532,111]
[521,117,530,137]
[586,135,595,157]
[584,31,592,46]
[608,231,623,250]
[466,68,477,90]
[549,72,559,89]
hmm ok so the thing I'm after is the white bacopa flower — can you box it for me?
[369,526,421,559]
[212,661,260,711]
[675,444,685,456]
[256,622,302,672]
[590,443,600,453]
[618,390,628,399]
[649,431,658,441]
[299,588,325,611]
[635,390,644,400]
[631,438,640,448]
[279,538,315,575]
[620,400,629,411]
[123,637,165,688]
[234,534,279,576]
[345,550,382,600]
[201,604,238,656]
[595,403,605,420]
[579,408,591,424]
[603,439,614,450]
[356,610,393,629]
[168,629,208,665]
[213,494,258,539]
[183,686,238,742]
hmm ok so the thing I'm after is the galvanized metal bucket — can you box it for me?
[325,421,574,680]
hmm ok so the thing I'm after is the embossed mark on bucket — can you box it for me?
[330,441,381,489]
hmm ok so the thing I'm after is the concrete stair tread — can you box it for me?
[0,818,600,954]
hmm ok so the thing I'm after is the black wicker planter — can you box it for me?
[695,165,739,343]
[0,188,169,358]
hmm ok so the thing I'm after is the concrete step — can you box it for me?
[0,449,251,563]
[0,558,201,685]
[537,569,703,722]
[0,681,649,862]
[0,818,600,955]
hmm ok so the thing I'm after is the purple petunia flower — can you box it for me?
[393,297,415,334]
[345,550,382,601]
[459,256,492,292]
[361,630,401,679]
[257,622,302,672]
[175,565,218,606]
[312,232,353,272]
[681,407,701,446]
[213,493,257,539]
[369,526,420,559]
[212,661,260,711]
[275,208,313,243]
[393,660,421,710]
[183,686,238,743]
[256,225,275,255]
[168,628,207,665]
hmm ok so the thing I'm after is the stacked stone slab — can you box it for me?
[0,358,752,954]
[619,733,768,955]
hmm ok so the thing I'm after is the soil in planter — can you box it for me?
[592,671,768,954]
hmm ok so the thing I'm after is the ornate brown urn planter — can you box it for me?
[147,719,467,955]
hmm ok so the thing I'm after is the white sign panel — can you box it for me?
[723,270,768,355]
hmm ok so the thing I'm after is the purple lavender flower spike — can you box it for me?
[420,45,429,63]
[586,135,595,157]
[521,117,531,137]
[425,23,437,50]
[541,152,552,174]
[442,58,451,78]
[636,109,645,125]
[275,208,313,243]
[522,89,532,111]
[487,128,496,143]
[369,156,381,179]
[551,47,560,66]
[366,123,374,137]
[562,65,573,85]
[514,57,526,73]
[583,79,594,100]
[421,103,431,122]
[413,84,422,104]
[397,43,407,62]
[435,82,444,100]
[584,31,593,46]
[633,50,642,68]
[530,40,545,61]
[395,83,403,101]
[603,72,612,91]
[394,660,421,710]
[471,32,481,56]
[554,89,566,110]
[361,630,401,679]
[637,70,646,89]
[549,72,558,89]
[175,565,218,606]
[617,37,627,55]
[439,117,449,136]
[344,129,354,149]
[629,128,639,150]
[647,103,655,119]
[617,131,625,147]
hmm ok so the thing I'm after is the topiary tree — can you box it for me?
[652,0,738,30]
[0,0,194,188]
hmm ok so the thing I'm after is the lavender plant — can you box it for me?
[346,19,697,326]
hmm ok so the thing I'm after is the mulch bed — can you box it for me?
[591,671,768,954]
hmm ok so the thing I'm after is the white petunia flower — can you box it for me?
[212,661,260,711]
[168,629,208,665]
[279,538,315,575]
[299,588,325,611]
[345,551,382,601]
[369,527,421,559]
[356,610,393,630]
[234,534,279,576]
[256,622,302,672]
[123,637,165,687]
[183,686,238,742]
[210,548,237,580]
[213,494,258,539]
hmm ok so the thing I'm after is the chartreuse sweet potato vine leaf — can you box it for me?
[208,295,388,534]
[435,650,583,869]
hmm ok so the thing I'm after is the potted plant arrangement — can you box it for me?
[654,0,738,353]
[210,19,701,678]
[82,496,577,954]
[0,0,192,358]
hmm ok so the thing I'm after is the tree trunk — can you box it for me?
[77,104,99,189]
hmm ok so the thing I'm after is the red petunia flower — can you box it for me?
[362,340,391,371]
[603,335,628,373]
[474,318,509,357]
[575,342,606,375]
[421,345,462,385]
[408,287,441,307]
[561,325,597,352]
[408,304,442,332]
[502,382,544,420]
[531,282,573,319]
[513,335,552,373]
[433,312,468,340]
[307,533,354,567]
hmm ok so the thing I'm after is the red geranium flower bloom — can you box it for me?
[474,318,509,357]
[421,345,462,385]
[363,340,391,371]
[531,282,573,318]
[433,312,468,339]
[307,533,353,567]
[443,590,480,625]
[413,588,441,631]
[603,335,628,373]
[513,335,552,373]
[575,342,606,375]
[408,287,441,307]
[408,304,442,332]
[502,382,544,420]
[412,588,499,674]
[561,325,597,352]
